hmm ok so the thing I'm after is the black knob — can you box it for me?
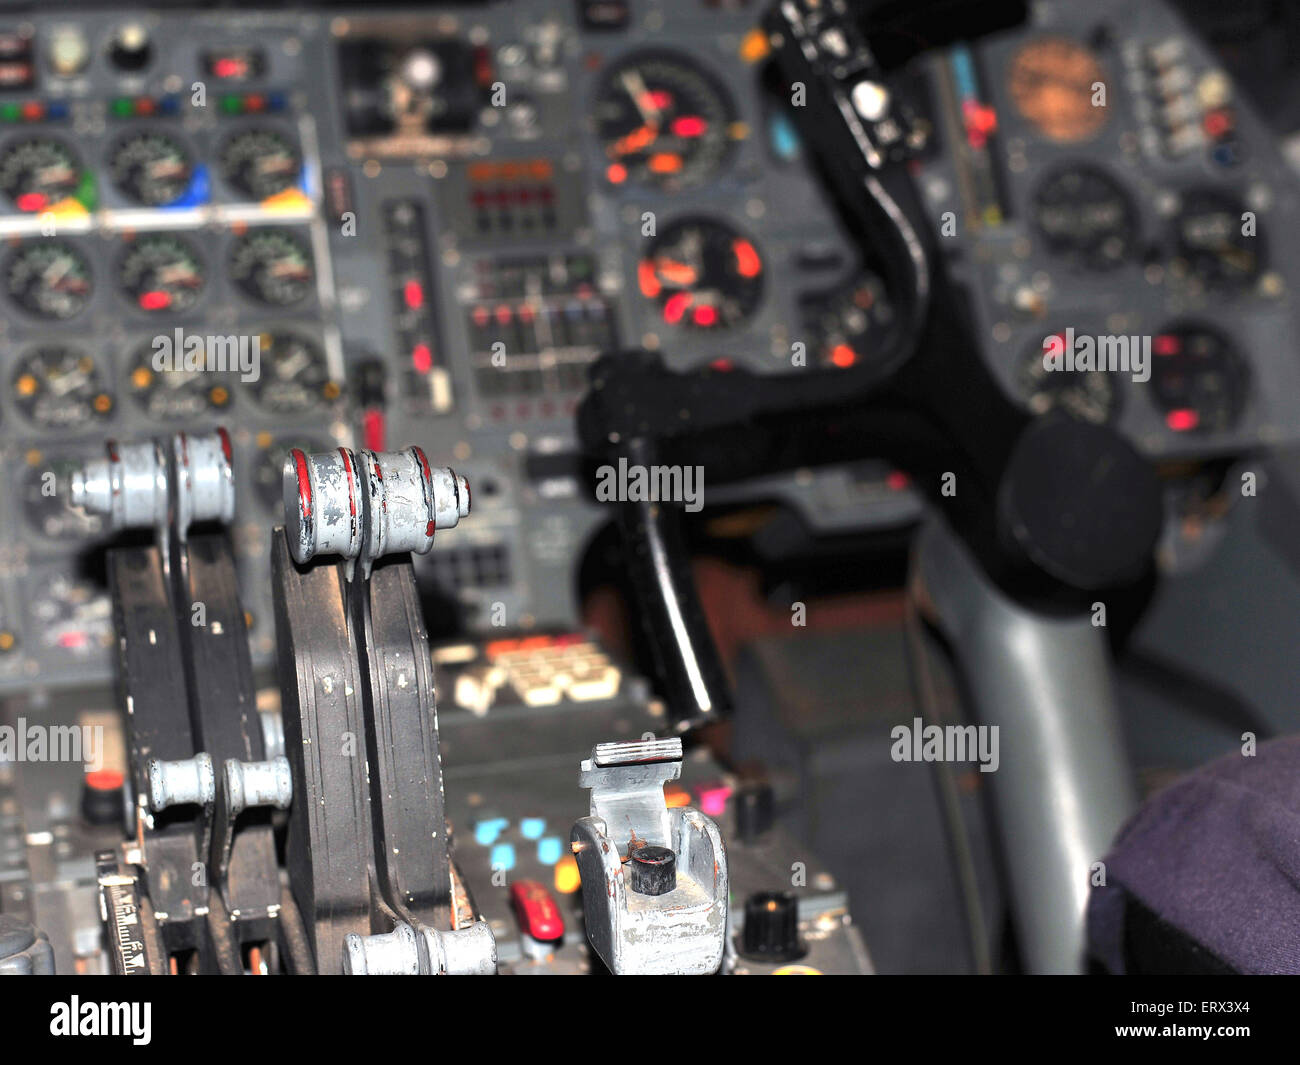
[109,24,152,71]
[735,783,775,842]
[740,891,804,962]
[81,770,124,827]
[628,845,676,896]
[998,414,1161,591]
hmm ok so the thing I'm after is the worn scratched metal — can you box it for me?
[572,739,728,974]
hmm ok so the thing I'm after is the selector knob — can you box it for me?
[109,23,152,71]
[740,891,805,963]
[628,845,677,896]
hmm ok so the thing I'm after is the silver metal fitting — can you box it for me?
[147,753,216,812]
[283,445,470,567]
[223,756,293,815]
[72,439,168,530]
[71,429,235,537]
[171,430,237,533]
[571,738,729,975]
[343,920,497,975]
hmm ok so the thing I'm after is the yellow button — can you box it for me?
[553,853,581,895]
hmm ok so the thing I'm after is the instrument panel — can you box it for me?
[0,0,1295,694]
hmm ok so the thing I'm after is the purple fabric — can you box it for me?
[1086,735,1300,974]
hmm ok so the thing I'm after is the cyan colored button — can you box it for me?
[490,842,517,872]
[475,818,508,847]
[537,837,563,865]
[520,817,546,840]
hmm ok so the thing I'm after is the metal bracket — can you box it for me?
[571,739,728,974]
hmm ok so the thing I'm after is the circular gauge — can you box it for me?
[119,235,206,313]
[247,333,339,414]
[0,137,84,212]
[5,241,93,320]
[22,457,106,540]
[107,130,194,207]
[1016,333,1119,425]
[639,217,763,330]
[218,127,302,201]
[801,272,900,371]
[126,341,232,421]
[1007,37,1109,142]
[1171,189,1264,290]
[1032,166,1137,271]
[229,228,314,307]
[1148,324,1247,434]
[252,433,331,511]
[30,573,113,657]
[595,51,738,190]
[12,347,114,429]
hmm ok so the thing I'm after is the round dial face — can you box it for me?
[595,52,738,190]
[23,458,105,540]
[1172,189,1264,290]
[127,342,232,421]
[1007,38,1109,142]
[108,131,194,206]
[1149,325,1248,434]
[0,137,84,211]
[119,234,207,313]
[801,271,899,371]
[219,127,302,201]
[6,241,93,320]
[12,347,114,429]
[1016,333,1120,425]
[30,573,113,657]
[1032,166,1138,271]
[639,217,763,330]
[229,227,314,307]
[248,333,339,414]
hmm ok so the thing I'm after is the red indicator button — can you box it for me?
[510,879,565,942]
[403,278,424,310]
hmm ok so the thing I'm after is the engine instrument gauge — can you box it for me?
[22,457,106,540]
[639,217,763,330]
[0,137,85,211]
[30,573,113,657]
[126,341,232,421]
[595,52,738,191]
[12,347,114,429]
[800,272,900,372]
[1007,37,1109,143]
[247,333,339,414]
[1031,165,1137,271]
[218,127,302,201]
[119,234,207,313]
[5,241,92,320]
[1171,188,1264,290]
[1148,324,1247,434]
[108,130,194,206]
[229,227,314,307]
[1016,333,1120,425]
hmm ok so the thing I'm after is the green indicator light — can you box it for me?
[111,97,134,118]
[0,102,20,122]
[220,94,242,115]
[75,171,98,212]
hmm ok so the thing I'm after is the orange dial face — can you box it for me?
[1007,37,1109,143]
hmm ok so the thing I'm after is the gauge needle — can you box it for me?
[621,69,661,127]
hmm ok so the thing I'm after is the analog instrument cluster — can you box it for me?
[916,0,1300,461]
